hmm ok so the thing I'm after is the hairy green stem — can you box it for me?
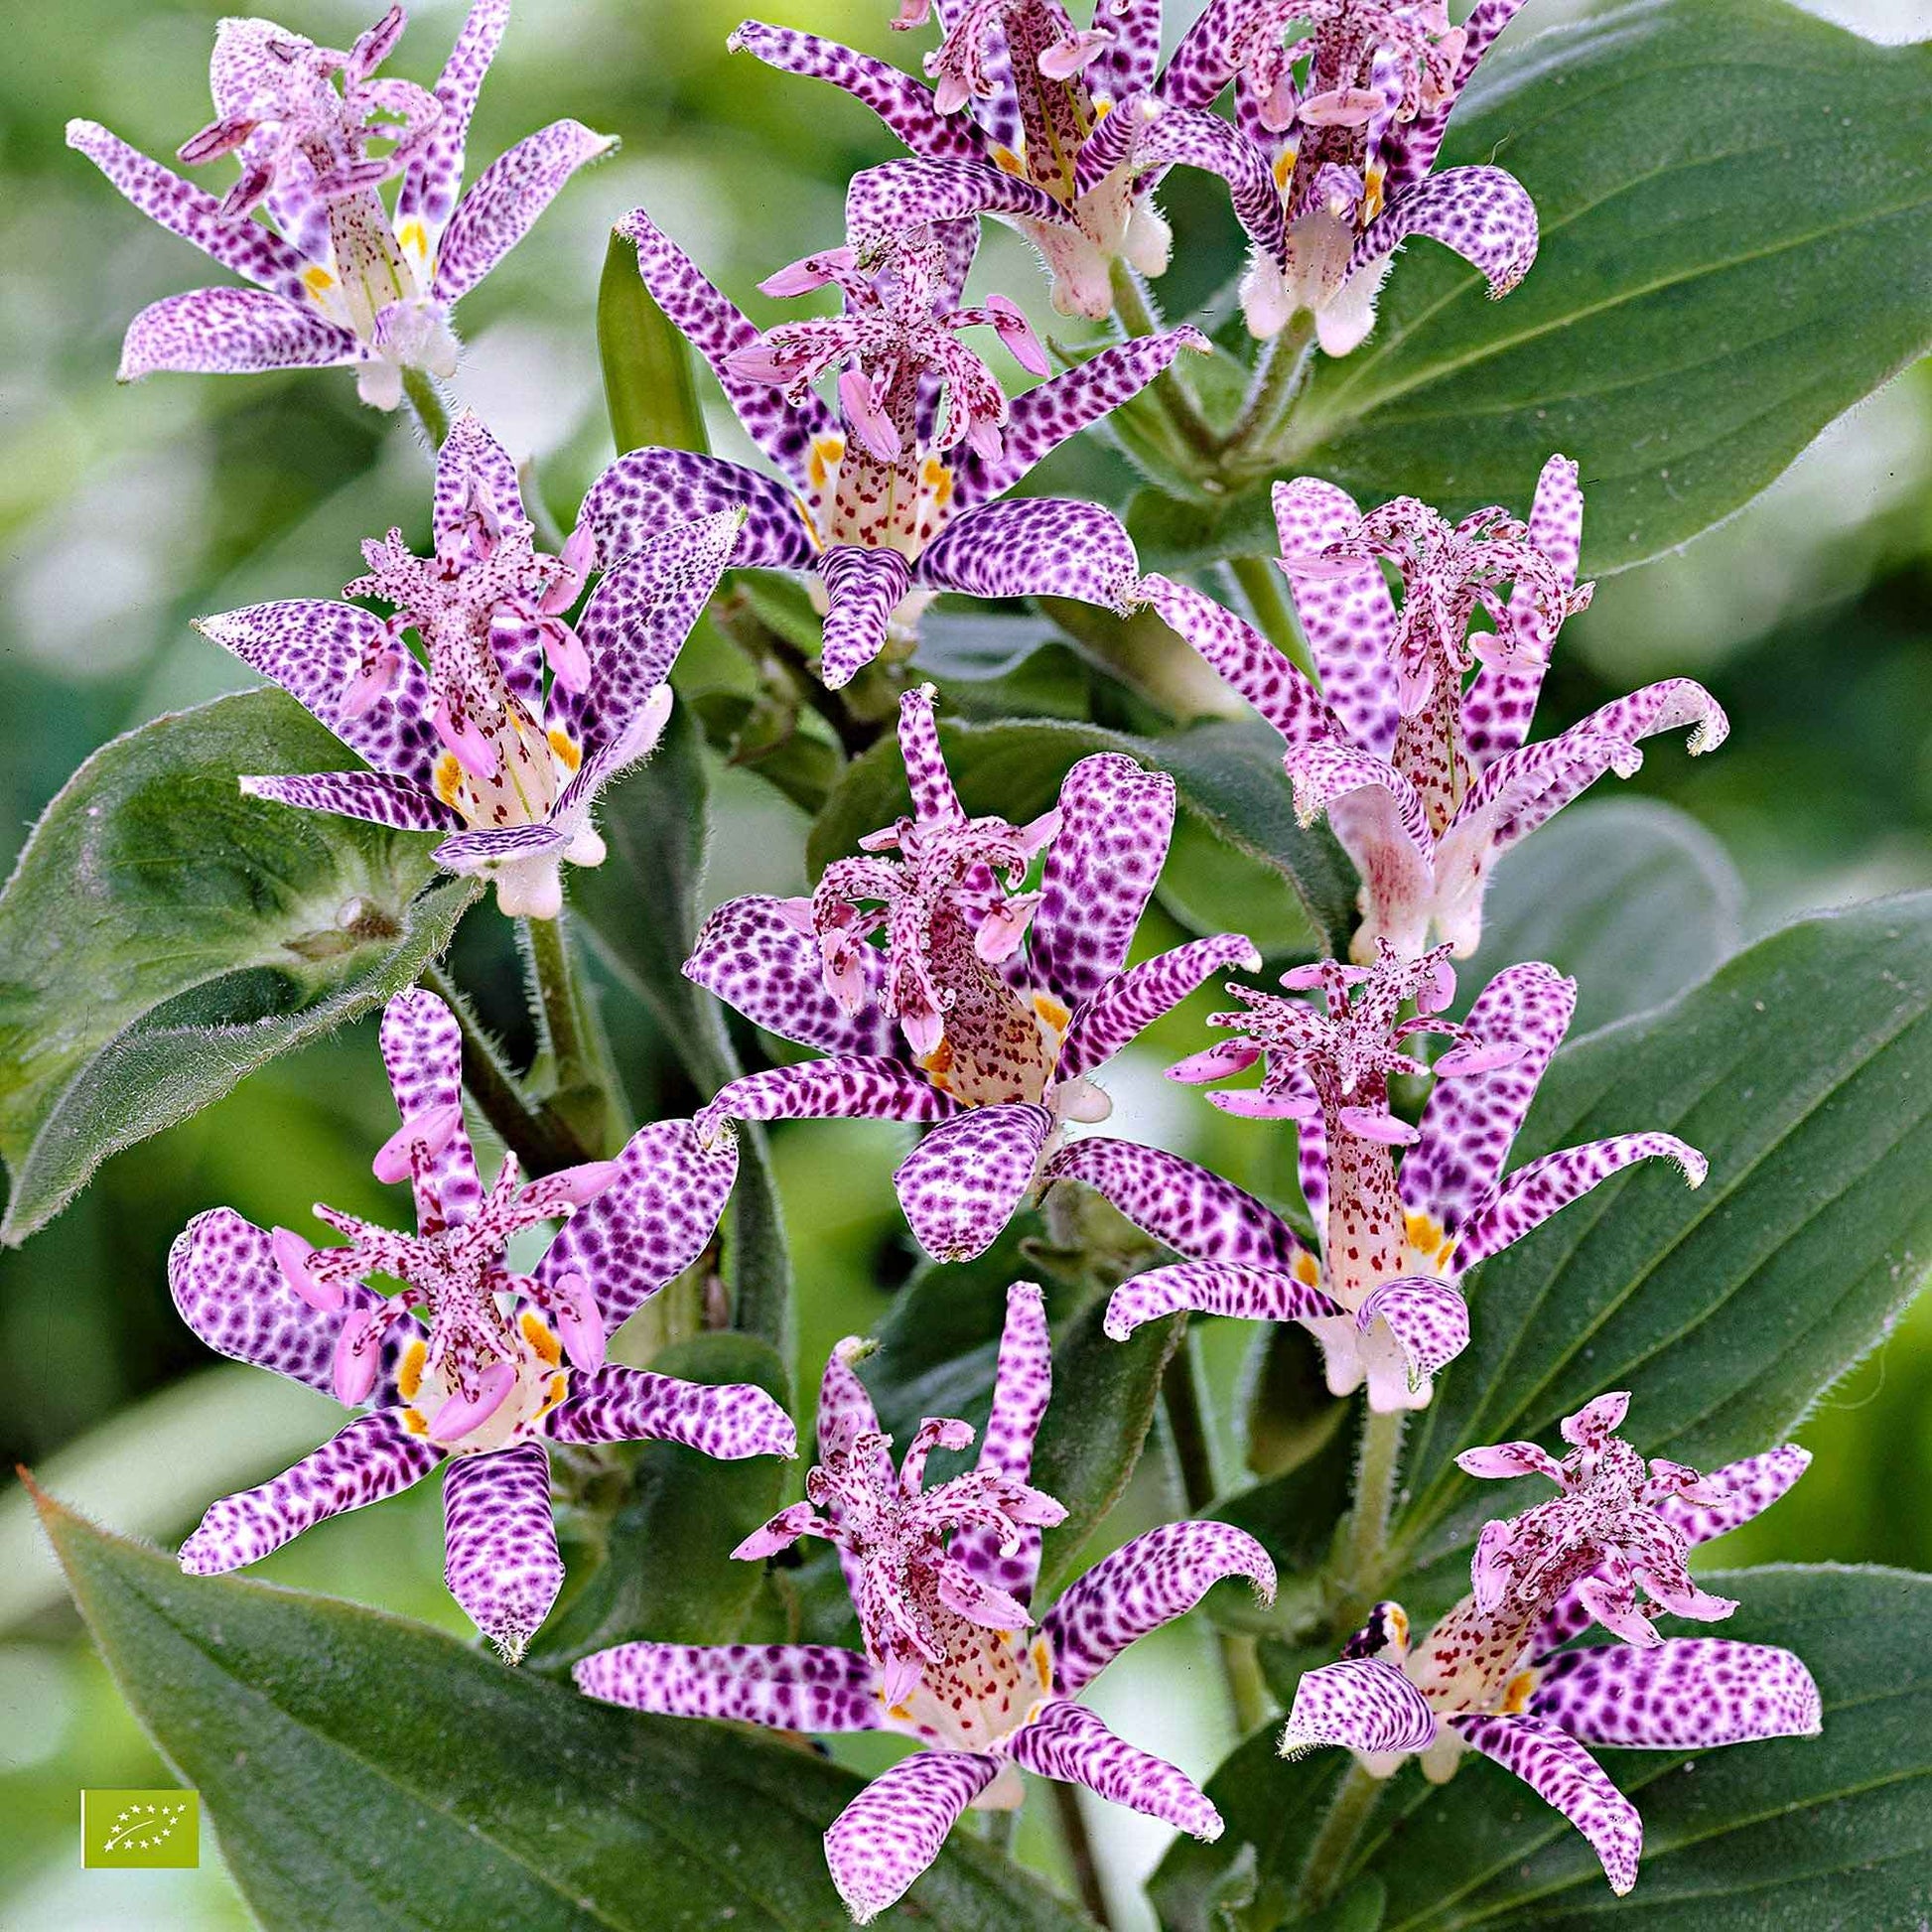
[1338,1405,1406,1609]
[422,963,593,1173]
[521,911,621,1157]
[1048,1779,1114,1929]
[1109,258,1221,456]
[400,364,452,449]
[1295,1762,1383,1916]
[1224,314,1314,469]
[1228,554,1318,682]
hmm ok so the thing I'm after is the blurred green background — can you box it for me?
[3,0,1930,1924]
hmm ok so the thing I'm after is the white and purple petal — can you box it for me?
[396,0,510,237]
[237,769,458,832]
[1059,934,1262,1079]
[696,1057,959,1145]
[432,119,617,303]
[1006,1697,1220,1838]
[578,447,816,576]
[893,1102,1054,1263]
[379,989,484,1231]
[545,1364,797,1460]
[118,286,360,383]
[952,1282,1052,1603]
[823,1748,1003,1925]
[917,496,1140,619]
[1530,1638,1820,1750]
[1104,1260,1338,1341]
[575,1638,885,1731]
[1350,165,1538,300]
[1279,1656,1439,1757]
[441,1440,563,1662]
[819,545,915,690]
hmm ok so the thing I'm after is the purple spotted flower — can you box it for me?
[1280,1393,1820,1894]
[168,990,795,1659]
[579,209,1201,688]
[1144,457,1728,957]
[731,0,1267,319]
[577,1282,1274,1922]
[685,683,1262,1262]
[68,2,614,407]
[1158,0,1539,348]
[197,412,735,917]
[1101,947,1705,1409]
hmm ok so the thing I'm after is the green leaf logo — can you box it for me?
[82,1788,201,1868]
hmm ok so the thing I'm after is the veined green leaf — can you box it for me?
[36,1486,1093,1932]
[0,689,474,1246]
[598,228,708,457]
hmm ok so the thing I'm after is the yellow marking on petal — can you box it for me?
[919,1036,957,1090]
[433,751,465,808]
[992,144,1027,177]
[1032,1639,1052,1691]
[888,1701,914,1722]
[1273,145,1298,193]
[793,495,827,552]
[1387,1605,1411,1648]
[920,456,954,509]
[807,433,846,490]
[547,728,583,774]
[402,1406,430,1435]
[1033,993,1072,1037]
[1363,165,1386,222]
[1292,1250,1321,1288]
[1500,1669,1536,1716]
[1092,96,1112,121]
[302,265,337,301]
[397,218,429,261]
[397,1337,428,1400]
[536,1372,568,1418]
[520,1310,563,1366]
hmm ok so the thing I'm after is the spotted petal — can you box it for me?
[179,1410,441,1574]
[952,1282,1052,1603]
[844,156,1062,252]
[432,118,616,303]
[118,287,361,383]
[396,0,509,236]
[819,545,914,689]
[1457,1132,1707,1271]
[1104,1260,1337,1341]
[575,1637,885,1732]
[1660,1446,1813,1545]
[696,1057,959,1146]
[442,1441,563,1662]
[1046,1139,1308,1270]
[378,990,484,1232]
[237,769,458,832]
[917,497,1140,620]
[1351,165,1538,300]
[1449,1711,1642,1895]
[1531,1639,1820,1750]
[894,1102,1053,1263]
[1060,934,1262,1079]
[536,1119,740,1331]
[1357,1275,1469,1391]
[1279,1657,1439,1757]
[1006,1697,1220,1838]
[1405,961,1577,1236]
[824,1748,1002,1925]
[577,447,816,575]
[684,896,899,1056]
[169,1207,392,1398]
[545,1364,797,1460]
[1043,1520,1275,1696]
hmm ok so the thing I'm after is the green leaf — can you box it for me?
[598,228,708,456]
[808,715,1356,959]
[1156,1565,1932,1932]
[1132,0,1932,577]
[1461,798,1743,1035]
[36,1485,1093,1932]
[527,1332,790,1671]
[1151,1569,1924,1932]
[1395,891,1932,1592]
[574,702,792,1349]
[0,690,475,1246]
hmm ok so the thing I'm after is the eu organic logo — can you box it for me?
[81,1789,201,1868]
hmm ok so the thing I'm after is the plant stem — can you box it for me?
[1109,258,1221,456]
[983,1808,1018,1856]
[422,963,593,1173]
[1295,1762,1383,1916]
[1223,313,1314,469]
[1338,1405,1406,1607]
[1162,1336,1271,1735]
[400,364,451,448]
[521,911,620,1157]
[1048,1779,1114,1929]
[710,591,878,759]
[1228,554,1318,682]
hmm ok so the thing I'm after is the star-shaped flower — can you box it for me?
[684,683,1263,1262]
[69,1,615,406]
[580,209,1202,688]
[1098,949,1705,1409]
[168,990,795,1660]
[1280,1394,1821,1894]
[577,1282,1275,1922]
[198,412,736,917]
[1144,457,1727,957]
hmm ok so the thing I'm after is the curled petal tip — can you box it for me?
[545,1159,624,1205]
[271,1225,343,1312]
[333,1308,381,1407]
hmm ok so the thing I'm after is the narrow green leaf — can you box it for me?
[528,1332,790,1671]
[808,715,1356,959]
[1155,1566,1932,1932]
[598,228,708,456]
[1133,0,1932,577]
[574,702,792,1349]
[36,1486,1093,1932]
[0,690,474,1246]
[1397,891,1932,1586]
[1462,797,1743,1035]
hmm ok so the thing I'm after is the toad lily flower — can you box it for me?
[1101,949,1705,1409]
[1159,0,1539,347]
[1143,457,1727,957]
[69,2,614,406]
[1280,1393,1821,1893]
[731,1,1267,319]
[577,1282,1275,1922]
[578,208,1201,687]
[167,991,795,1660]
[197,412,736,917]
[685,684,1261,1262]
